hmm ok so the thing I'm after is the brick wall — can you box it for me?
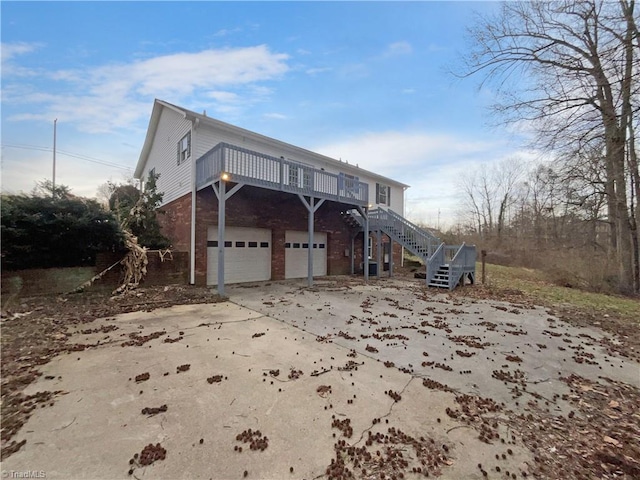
[160,185,367,285]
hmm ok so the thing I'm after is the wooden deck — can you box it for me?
[196,142,369,206]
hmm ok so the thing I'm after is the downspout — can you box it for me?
[190,119,198,285]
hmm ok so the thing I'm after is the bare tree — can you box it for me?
[458,0,639,293]
[495,158,525,242]
[458,168,486,236]
[458,158,525,242]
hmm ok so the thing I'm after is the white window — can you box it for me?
[368,236,373,259]
[177,131,191,165]
[376,183,390,205]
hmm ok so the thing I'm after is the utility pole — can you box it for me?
[52,118,57,195]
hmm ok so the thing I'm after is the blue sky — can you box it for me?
[1,1,535,226]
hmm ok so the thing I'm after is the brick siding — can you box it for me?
[159,185,374,285]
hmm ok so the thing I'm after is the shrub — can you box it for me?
[1,187,124,270]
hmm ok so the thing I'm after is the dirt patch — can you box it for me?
[0,285,223,459]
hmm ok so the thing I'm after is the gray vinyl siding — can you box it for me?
[143,108,192,206]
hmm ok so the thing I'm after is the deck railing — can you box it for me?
[196,142,368,205]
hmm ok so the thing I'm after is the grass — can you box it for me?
[481,262,640,322]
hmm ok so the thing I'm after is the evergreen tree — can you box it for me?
[1,182,124,270]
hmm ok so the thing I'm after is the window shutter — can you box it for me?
[387,186,391,206]
[177,141,181,165]
[187,131,191,157]
[376,183,380,204]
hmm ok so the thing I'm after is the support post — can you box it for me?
[389,238,393,278]
[376,229,382,278]
[213,180,244,297]
[52,118,57,194]
[350,235,355,275]
[298,195,325,287]
[481,249,487,284]
[307,197,315,287]
[354,205,369,281]
[217,180,226,297]
[364,208,369,282]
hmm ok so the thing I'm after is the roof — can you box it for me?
[135,99,410,189]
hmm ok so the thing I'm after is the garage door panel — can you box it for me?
[285,230,327,279]
[207,227,271,285]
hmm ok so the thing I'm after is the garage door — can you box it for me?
[285,230,327,279]
[207,227,271,285]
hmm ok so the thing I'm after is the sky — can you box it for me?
[1,1,536,228]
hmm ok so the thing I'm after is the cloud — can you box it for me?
[1,42,42,76]
[313,130,531,226]
[383,41,413,57]
[1,41,40,61]
[315,130,497,175]
[3,45,290,133]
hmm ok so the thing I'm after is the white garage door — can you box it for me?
[207,227,271,285]
[285,230,327,279]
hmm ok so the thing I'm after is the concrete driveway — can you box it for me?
[2,277,638,479]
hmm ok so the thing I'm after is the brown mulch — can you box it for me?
[0,285,223,459]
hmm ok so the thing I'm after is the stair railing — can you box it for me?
[369,208,441,260]
[426,242,445,285]
[447,243,476,290]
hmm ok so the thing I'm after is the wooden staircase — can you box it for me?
[428,264,452,288]
[345,208,476,290]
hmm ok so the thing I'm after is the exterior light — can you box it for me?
[368,204,373,208]
[221,172,230,181]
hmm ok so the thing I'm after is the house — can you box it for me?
[134,99,475,294]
